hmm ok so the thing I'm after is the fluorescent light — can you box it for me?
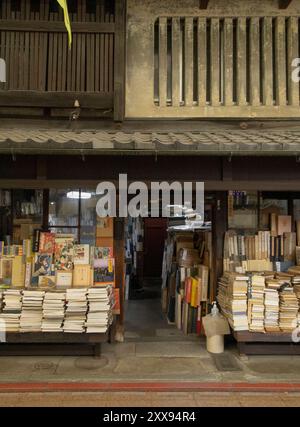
[67,191,91,199]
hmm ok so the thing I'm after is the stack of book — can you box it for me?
[279,286,299,332]
[264,283,280,332]
[217,272,248,331]
[42,292,66,332]
[85,286,114,333]
[0,289,22,332]
[64,288,88,333]
[20,290,45,332]
[248,275,265,332]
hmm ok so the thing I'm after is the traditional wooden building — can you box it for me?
[1,0,300,342]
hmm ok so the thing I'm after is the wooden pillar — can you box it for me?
[114,0,126,121]
[212,191,227,300]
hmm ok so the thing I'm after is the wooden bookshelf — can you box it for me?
[233,330,300,356]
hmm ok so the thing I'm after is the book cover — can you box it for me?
[94,258,115,286]
[56,270,73,288]
[2,258,12,285]
[31,253,52,286]
[73,264,91,287]
[73,244,90,265]
[184,277,192,304]
[39,232,55,254]
[54,237,74,270]
[38,275,56,288]
[94,246,113,261]
[24,261,32,288]
[11,255,25,287]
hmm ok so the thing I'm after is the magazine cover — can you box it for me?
[31,254,52,285]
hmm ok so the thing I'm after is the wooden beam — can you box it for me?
[0,91,113,109]
[279,0,292,9]
[0,20,115,33]
[114,0,126,122]
[199,0,209,9]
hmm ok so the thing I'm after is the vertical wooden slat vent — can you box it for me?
[154,16,300,108]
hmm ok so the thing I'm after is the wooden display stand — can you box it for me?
[233,330,300,356]
[0,323,116,358]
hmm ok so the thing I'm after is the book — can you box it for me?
[31,254,52,286]
[32,229,41,252]
[1,258,13,286]
[277,215,292,236]
[56,270,73,289]
[73,265,91,287]
[11,256,25,287]
[73,244,90,265]
[39,232,55,254]
[94,258,115,286]
[54,236,74,270]
[94,246,113,260]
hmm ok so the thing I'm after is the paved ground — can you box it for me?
[0,391,299,406]
[1,291,300,395]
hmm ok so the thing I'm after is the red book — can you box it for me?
[185,277,192,304]
[39,232,55,254]
[196,305,202,336]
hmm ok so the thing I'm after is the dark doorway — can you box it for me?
[143,218,168,278]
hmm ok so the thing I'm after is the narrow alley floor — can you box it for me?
[0,279,300,406]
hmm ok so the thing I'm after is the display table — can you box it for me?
[233,330,300,356]
[0,326,115,358]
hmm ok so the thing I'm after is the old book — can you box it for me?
[73,244,90,265]
[184,277,192,304]
[94,246,113,260]
[31,253,52,286]
[284,232,296,262]
[73,264,91,287]
[24,261,32,288]
[94,258,115,286]
[11,255,25,287]
[56,270,73,289]
[296,246,300,266]
[39,232,55,254]
[196,265,209,302]
[1,258,13,286]
[270,213,278,237]
[96,217,114,238]
[38,275,56,288]
[277,215,291,236]
[190,278,198,308]
[54,236,74,270]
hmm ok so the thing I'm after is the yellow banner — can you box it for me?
[57,0,72,48]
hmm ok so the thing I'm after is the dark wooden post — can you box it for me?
[114,0,126,122]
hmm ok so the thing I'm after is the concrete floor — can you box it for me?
[0,283,300,406]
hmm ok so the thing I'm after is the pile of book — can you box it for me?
[85,286,114,333]
[217,272,248,331]
[264,279,280,332]
[64,288,88,333]
[279,286,299,332]
[42,292,66,332]
[20,290,45,332]
[248,275,265,332]
[0,290,22,332]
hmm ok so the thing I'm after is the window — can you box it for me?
[48,188,97,244]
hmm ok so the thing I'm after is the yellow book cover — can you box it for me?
[190,278,198,308]
[11,255,25,287]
